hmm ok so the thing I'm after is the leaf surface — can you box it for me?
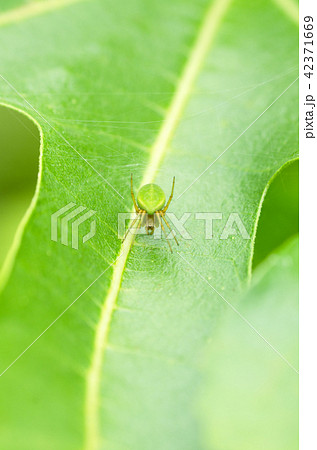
[199,236,299,450]
[0,0,298,448]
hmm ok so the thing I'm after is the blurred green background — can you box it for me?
[0,104,39,267]
[253,159,299,267]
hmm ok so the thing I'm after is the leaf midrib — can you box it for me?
[84,0,233,447]
[0,0,85,28]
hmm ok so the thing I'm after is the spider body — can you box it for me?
[142,213,157,235]
[122,175,179,252]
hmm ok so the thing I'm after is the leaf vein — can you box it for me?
[0,0,86,28]
[84,0,233,448]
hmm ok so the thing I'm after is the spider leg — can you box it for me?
[162,176,175,213]
[159,211,179,246]
[122,212,142,242]
[155,212,173,253]
[131,173,140,213]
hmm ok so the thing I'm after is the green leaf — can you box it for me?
[0,0,298,448]
[199,236,299,450]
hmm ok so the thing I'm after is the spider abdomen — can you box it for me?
[137,183,166,214]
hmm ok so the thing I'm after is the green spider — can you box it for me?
[122,174,179,252]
